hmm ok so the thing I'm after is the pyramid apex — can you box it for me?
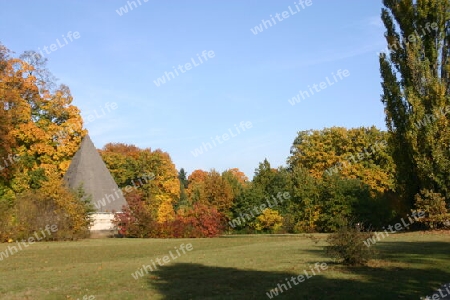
[64,135,127,213]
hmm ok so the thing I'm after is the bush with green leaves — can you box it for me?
[326,222,376,266]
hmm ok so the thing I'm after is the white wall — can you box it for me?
[90,213,116,231]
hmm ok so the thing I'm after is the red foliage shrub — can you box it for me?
[173,203,225,238]
[113,194,225,238]
[113,191,152,238]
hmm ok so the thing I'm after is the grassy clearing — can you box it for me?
[0,232,449,299]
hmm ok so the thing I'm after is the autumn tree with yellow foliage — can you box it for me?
[0,44,89,241]
[288,126,395,194]
[100,144,180,223]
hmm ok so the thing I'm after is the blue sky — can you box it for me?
[1,0,388,179]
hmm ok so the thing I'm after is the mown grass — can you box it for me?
[0,231,449,299]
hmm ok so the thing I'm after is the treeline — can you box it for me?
[100,125,448,238]
[99,127,393,237]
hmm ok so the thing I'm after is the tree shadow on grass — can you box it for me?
[147,261,450,299]
[304,240,450,299]
[375,241,450,297]
[148,263,295,300]
[378,241,450,260]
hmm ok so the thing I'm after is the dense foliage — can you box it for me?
[380,0,450,208]
[100,126,402,237]
[0,44,90,241]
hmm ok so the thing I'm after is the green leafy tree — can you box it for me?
[178,168,188,188]
[176,168,189,210]
[379,0,450,206]
[228,183,265,232]
[253,159,291,204]
[289,166,321,233]
[318,175,371,232]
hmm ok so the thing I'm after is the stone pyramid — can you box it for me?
[64,135,127,213]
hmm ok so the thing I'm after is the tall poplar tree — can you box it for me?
[379,0,450,205]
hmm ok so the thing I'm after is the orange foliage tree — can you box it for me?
[0,49,86,194]
[0,44,90,240]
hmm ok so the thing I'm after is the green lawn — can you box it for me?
[0,232,449,299]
